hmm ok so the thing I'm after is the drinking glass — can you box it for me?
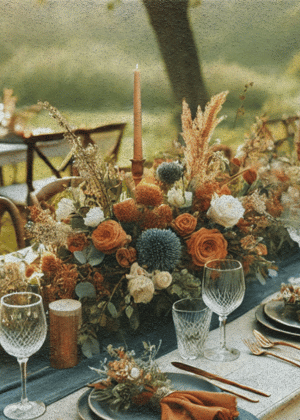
[0,292,47,419]
[202,259,245,362]
[172,298,212,360]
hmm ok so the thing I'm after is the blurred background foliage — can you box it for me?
[1,0,300,164]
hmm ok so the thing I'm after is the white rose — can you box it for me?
[152,271,172,290]
[83,207,105,227]
[56,198,76,221]
[128,275,155,304]
[207,193,245,228]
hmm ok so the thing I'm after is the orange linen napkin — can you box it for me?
[90,383,239,420]
[134,389,239,420]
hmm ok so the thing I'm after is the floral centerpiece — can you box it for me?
[21,92,300,356]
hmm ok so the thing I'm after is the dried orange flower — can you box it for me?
[193,181,231,212]
[255,243,268,256]
[266,196,284,218]
[243,168,257,185]
[135,183,163,207]
[274,170,289,183]
[240,235,257,250]
[186,227,228,267]
[140,205,173,230]
[113,199,140,223]
[242,255,256,274]
[25,264,36,278]
[116,247,137,268]
[41,252,60,272]
[236,219,251,234]
[92,220,130,254]
[28,205,44,223]
[172,213,197,236]
[67,233,89,253]
[156,204,173,223]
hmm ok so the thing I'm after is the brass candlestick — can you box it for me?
[131,158,145,186]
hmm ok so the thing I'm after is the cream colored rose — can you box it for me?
[83,207,105,227]
[152,271,172,290]
[167,187,193,208]
[207,193,245,228]
[127,275,155,304]
[56,198,76,221]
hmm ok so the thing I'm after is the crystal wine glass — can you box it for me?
[0,292,47,419]
[202,259,245,362]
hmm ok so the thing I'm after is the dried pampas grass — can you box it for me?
[181,91,229,184]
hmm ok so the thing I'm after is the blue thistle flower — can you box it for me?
[137,228,181,272]
[156,162,183,184]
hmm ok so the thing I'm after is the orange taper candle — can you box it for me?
[133,65,143,160]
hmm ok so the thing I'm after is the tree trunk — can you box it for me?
[142,0,208,120]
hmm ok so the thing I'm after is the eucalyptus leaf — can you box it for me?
[129,308,139,330]
[107,302,118,318]
[256,269,267,285]
[125,305,134,319]
[74,243,105,266]
[81,336,100,358]
[71,214,86,230]
[75,282,97,299]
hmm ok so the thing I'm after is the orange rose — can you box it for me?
[92,220,130,254]
[186,227,228,267]
[116,247,137,267]
[172,213,197,236]
[67,233,89,253]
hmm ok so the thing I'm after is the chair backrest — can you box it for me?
[29,176,83,206]
[0,196,25,250]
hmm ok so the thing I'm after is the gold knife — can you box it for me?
[172,361,271,397]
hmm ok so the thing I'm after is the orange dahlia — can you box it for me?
[113,199,140,223]
[135,183,163,207]
[140,205,173,230]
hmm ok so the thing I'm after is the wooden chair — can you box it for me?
[0,196,25,250]
[0,122,127,205]
[29,176,83,206]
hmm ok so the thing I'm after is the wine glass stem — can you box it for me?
[18,357,29,405]
[219,315,227,350]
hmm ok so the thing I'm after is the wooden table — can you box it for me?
[35,294,300,420]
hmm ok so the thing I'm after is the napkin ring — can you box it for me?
[150,386,173,410]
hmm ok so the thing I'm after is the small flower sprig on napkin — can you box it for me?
[89,341,171,412]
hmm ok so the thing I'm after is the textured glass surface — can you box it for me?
[172,298,212,360]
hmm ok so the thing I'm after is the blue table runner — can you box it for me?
[1,248,300,414]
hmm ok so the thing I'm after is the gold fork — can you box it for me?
[253,330,300,351]
[243,338,300,367]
